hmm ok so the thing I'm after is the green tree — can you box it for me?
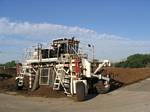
[0,60,16,68]
[115,54,150,68]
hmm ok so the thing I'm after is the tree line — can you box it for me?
[0,60,16,68]
[115,54,150,68]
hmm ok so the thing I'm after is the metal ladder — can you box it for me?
[53,66,69,94]
[53,67,63,90]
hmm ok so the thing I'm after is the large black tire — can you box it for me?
[95,80,110,94]
[76,82,85,101]
[16,79,23,90]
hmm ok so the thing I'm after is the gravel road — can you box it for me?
[1,78,150,112]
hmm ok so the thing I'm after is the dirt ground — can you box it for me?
[1,78,150,112]
[0,67,150,98]
[0,77,65,98]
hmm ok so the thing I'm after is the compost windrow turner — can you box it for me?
[16,37,111,101]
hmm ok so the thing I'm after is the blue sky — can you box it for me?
[0,0,150,63]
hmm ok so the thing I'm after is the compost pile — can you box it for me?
[0,77,65,98]
[108,67,150,85]
[1,67,150,97]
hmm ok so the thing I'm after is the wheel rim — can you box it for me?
[104,81,110,88]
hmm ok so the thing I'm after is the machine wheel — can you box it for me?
[16,79,23,90]
[76,81,85,101]
[95,80,110,94]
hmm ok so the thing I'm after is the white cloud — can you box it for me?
[0,17,97,40]
[0,17,150,63]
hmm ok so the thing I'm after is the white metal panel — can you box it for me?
[82,58,91,77]
[26,58,58,63]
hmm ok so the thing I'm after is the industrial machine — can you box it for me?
[16,37,111,101]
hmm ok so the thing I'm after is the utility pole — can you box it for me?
[92,45,94,61]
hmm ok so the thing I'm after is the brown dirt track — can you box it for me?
[0,67,150,98]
